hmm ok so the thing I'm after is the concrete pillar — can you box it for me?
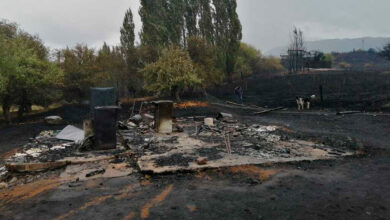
[153,101,173,134]
[83,119,94,138]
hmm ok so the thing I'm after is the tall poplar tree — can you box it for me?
[213,0,242,81]
[184,0,199,39]
[137,0,242,81]
[120,8,135,52]
[199,0,215,44]
[226,0,242,78]
[139,0,169,47]
[120,8,142,96]
[167,0,185,45]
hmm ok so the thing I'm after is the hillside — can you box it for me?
[266,37,390,56]
[333,50,390,70]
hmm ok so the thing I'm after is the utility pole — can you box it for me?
[320,85,324,110]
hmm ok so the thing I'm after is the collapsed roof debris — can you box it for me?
[55,125,84,143]
[0,98,361,191]
[0,166,7,180]
[6,129,78,165]
[135,118,355,174]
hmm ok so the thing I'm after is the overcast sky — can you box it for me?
[1,0,389,53]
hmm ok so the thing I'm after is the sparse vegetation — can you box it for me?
[339,62,351,70]
[235,43,262,77]
[332,50,390,70]
[255,56,285,76]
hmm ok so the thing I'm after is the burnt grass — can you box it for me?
[196,147,223,161]
[210,71,390,111]
[0,104,390,219]
[153,153,196,167]
[1,71,390,219]
[271,128,364,151]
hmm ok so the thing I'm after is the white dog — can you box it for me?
[296,95,316,110]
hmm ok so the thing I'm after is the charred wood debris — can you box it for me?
[0,95,362,189]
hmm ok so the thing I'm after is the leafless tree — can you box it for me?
[287,26,306,73]
[289,26,305,51]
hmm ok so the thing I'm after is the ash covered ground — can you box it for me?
[0,103,389,220]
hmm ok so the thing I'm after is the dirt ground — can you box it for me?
[0,105,389,220]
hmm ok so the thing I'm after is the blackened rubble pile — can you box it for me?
[1,124,132,188]
[117,110,357,174]
[4,127,131,175]
[4,87,128,175]
[6,130,79,164]
[2,97,360,183]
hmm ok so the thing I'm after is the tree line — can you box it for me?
[0,0,285,123]
[119,0,283,99]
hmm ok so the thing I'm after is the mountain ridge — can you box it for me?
[265,37,390,56]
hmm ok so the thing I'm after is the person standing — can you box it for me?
[234,86,243,104]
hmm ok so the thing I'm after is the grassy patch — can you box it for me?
[0,102,63,118]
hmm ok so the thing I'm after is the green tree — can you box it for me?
[0,21,63,122]
[167,0,186,45]
[255,56,285,77]
[120,8,135,52]
[140,46,201,101]
[213,0,242,81]
[119,9,141,97]
[97,44,123,83]
[184,0,199,38]
[226,0,242,78]
[61,44,100,102]
[187,36,224,90]
[137,45,161,66]
[129,0,242,89]
[97,43,130,98]
[199,0,214,44]
[323,53,334,62]
[139,0,169,47]
[235,43,261,76]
